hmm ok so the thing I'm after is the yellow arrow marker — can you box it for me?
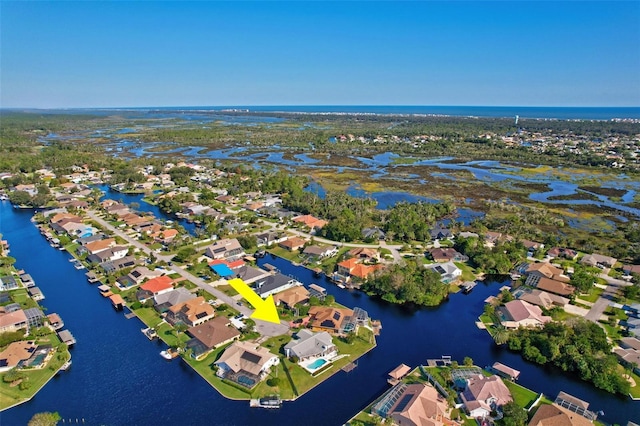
[227,278,280,324]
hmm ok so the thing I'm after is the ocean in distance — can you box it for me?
[17,105,640,120]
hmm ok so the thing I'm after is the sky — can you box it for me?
[1,1,639,108]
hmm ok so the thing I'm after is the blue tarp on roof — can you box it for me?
[210,264,234,277]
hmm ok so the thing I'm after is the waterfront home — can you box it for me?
[307,306,354,335]
[0,340,38,372]
[500,300,552,329]
[490,362,520,381]
[614,337,640,374]
[214,341,280,388]
[372,382,451,426]
[185,316,241,359]
[100,255,137,274]
[0,275,19,291]
[528,403,593,426]
[308,284,327,301]
[79,238,116,255]
[336,258,384,283]
[278,236,307,252]
[166,296,215,327]
[234,264,271,284]
[424,261,462,284]
[302,245,338,260]
[546,247,579,260]
[86,245,129,264]
[580,253,617,268]
[428,247,468,263]
[27,287,44,301]
[528,276,576,297]
[24,308,46,329]
[460,374,513,419]
[253,273,302,298]
[517,288,569,310]
[153,287,196,313]
[387,363,412,386]
[59,221,97,237]
[292,214,328,231]
[284,329,336,361]
[273,286,310,309]
[150,228,179,245]
[136,275,174,301]
[49,212,82,225]
[204,238,245,261]
[117,266,164,288]
[524,262,569,282]
[0,308,29,333]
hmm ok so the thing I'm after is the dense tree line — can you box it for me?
[384,201,454,241]
[455,236,526,274]
[362,259,449,306]
[507,320,630,395]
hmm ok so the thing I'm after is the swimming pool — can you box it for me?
[307,358,327,371]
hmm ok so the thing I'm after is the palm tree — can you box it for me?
[493,325,510,345]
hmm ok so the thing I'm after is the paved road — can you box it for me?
[86,210,289,336]
[584,272,631,322]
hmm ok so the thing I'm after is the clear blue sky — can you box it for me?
[2,1,639,108]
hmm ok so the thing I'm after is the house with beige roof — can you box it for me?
[0,340,37,372]
[460,374,512,418]
[0,308,29,333]
[278,236,307,252]
[204,238,245,261]
[528,403,594,426]
[517,288,569,310]
[166,296,215,327]
[292,214,328,231]
[273,286,310,309]
[214,341,280,388]
[373,382,451,426]
[308,306,354,335]
[530,276,576,297]
[500,300,552,329]
[581,253,617,268]
[79,238,116,255]
[525,262,568,281]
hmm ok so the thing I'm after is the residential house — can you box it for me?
[284,329,336,361]
[347,247,380,262]
[166,296,215,327]
[153,228,179,245]
[500,300,552,329]
[79,238,116,255]
[460,375,513,418]
[253,273,302,298]
[581,253,617,268]
[307,306,354,335]
[362,227,386,240]
[292,214,328,231]
[100,255,137,274]
[153,287,197,313]
[214,341,280,387]
[336,258,384,283]
[623,264,640,276]
[278,236,307,252]
[424,261,462,284]
[24,308,46,329]
[27,287,44,301]
[547,247,578,260]
[428,248,468,263]
[273,286,310,309]
[204,238,245,261]
[430,226,453,241]
[373,383,451,426]
[517,288,569,310]
[0,340,38,372]
[255,231,287,247]
[136,275,174,301]
[458,231,479,239]
[524,262,568,282]
[86,245,129,264]
[308,284,327,300]
[528,276,576,297]
[0,308,28,333]
[615,337,640,374]
[0,276,19,291]
[528,403,593,426]
[186,316,241,359]
[117,266,163,288]
[484,231,503,246]
[522,240,544,252]
[302,245,338,260]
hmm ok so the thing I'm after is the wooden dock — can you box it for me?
[342,362,358,373]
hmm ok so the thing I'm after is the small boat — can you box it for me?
[462,282,477,293]
[160,348,180,360]
[73,262,85,270]
[142,327,157,340]
[250,395,282,409]
[60,359,72,371]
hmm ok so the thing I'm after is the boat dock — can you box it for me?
[109,294,125,310]
[58,329,76,346]
[461,281,477,293]
[250,395,281,409]
[141,327,158,340]
[342,361,358,373]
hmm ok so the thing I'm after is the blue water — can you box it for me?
[1,204,638,424]
[307,359,327,370]
[12,106,640,120]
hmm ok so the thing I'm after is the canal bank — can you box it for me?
[0,201,638,425]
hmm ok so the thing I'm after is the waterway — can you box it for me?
[1,200,638,424]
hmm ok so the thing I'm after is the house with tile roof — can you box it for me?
[214,341,280,388]
[546,247,578,260]
[500,300,552,329]
[166,296,215,327]
[79,238,116,255]
[284,329,336,361]
[336,258,384,283]
[581,253,617,268]
[204,238,245,261]
[528,403,593,426]
[373,382,451,426]
[273,286,310,309]
[517,288,569,310]
[292,214,328,231]
[153,287,197,313]
[186,316,241,359]
[278,236,308,252]
[460,375,512,419]
[307,306,354,335]
[529,276,576,297]
[525,262,568,282]
[0,340,38,372]
[0,308,29,333]
[136,275,174,301]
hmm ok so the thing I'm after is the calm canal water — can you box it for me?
[0,200,638,425]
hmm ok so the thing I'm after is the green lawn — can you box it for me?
[577,286,604,303]
[10,289,39,310]
[628,371,640,399]
[504,380,539,408]
[0,338,70,410]
[455,262,477,282]
[268,246,302,262]
[218,284,239,297]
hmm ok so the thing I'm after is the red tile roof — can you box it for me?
[140,275,174,294]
